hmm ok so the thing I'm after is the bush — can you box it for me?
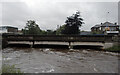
[0,64,23,74]
[105,46,120,52]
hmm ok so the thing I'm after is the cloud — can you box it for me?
[1,0,118,31]
[2,2,30,28]
[0,3,2,25]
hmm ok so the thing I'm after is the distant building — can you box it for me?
[91,25,101,32]
[0,26,18,33]
[91,22,120,35]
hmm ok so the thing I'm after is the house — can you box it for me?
[0,26,18,33]
[91,25,101,32]
[91,22,120,35]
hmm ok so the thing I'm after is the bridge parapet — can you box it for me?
[2,34,113,42]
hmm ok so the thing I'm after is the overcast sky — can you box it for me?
[0,0,119,31]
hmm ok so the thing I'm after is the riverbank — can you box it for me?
[105,46,120,53]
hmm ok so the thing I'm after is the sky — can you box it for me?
[0,0,119,31]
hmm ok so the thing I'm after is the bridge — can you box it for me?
[2,34,120,49]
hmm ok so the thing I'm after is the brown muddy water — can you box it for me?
[2,47,119,73]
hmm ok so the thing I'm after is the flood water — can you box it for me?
[2,47,119,73]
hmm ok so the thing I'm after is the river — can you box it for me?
[2,47,119,73]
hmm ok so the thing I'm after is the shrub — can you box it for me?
[105,46,120,52]
[0,64,23,74]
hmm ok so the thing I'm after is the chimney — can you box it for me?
[114,22,117,25]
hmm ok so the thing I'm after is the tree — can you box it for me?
[23,20,41,35]
[62,11,84,34]
[56,24,65,35]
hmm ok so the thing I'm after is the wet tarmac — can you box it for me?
[2,47,119,73]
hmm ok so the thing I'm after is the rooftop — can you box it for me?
[91,22,120,28]
[92,25,101,28]
[101,22,119,27]
[0,26,18,29]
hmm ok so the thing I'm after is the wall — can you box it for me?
[7,27,18,33]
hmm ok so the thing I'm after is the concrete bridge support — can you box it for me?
[102,43,114,49]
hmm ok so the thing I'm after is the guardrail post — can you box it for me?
[68,41,73,49]
[30,35,34,48]
[31,40,34,48]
